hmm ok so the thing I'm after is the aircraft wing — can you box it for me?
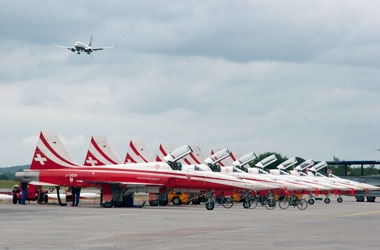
[92,44,117,51]
[30,181,60,187]
[55,44,74,51]
[83,180,164,187]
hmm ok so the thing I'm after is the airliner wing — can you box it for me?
[55,44,74,51]
[92,44,117,51]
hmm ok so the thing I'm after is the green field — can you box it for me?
[0,180,18,189]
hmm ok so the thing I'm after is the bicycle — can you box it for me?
[278,195,308,210]
[205,196,234,210]
[244,195,276,210]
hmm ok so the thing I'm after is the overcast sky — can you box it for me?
[1,0,380,167]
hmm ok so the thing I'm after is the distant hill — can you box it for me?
[0,165,30,180]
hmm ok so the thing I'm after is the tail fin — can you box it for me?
[88,35,93,46]
[124,140,155,163]
[84,136,122,166]
[183,146,204,165]
[157,143,175,162]
[30,131,80,170]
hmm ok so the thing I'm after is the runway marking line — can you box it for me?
[340,210,380,217]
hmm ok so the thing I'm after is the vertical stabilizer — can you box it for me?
[124,140,155,163]
[185,146,205,164]
[84,136,122,166]
[156,143,175,162]
[30,131,80,170]
[88,35,93,46]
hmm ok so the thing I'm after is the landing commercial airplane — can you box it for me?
[56,36,116,54]
[16,131,266,210]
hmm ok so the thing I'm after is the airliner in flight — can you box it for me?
[56,36,116,54]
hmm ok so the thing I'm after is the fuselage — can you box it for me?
[74,42,92,53]
[16,162,258,193]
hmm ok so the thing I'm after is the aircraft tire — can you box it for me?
[308,199,315,205]
[355,196,365,202]
[243,201,251,209]
[337,197,343,203]
[37,193,44,204]
[102,201,114,208]
[149,200,158,206]
[12,195,18,204]
[324,197,331,204]
[205,200,215,210]
[367,196,376,202]
[159,199,169,206]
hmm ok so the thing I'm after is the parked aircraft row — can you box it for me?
[15,131,379,210]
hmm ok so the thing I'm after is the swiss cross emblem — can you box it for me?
[186,175,192,180]
[155,164,160,170]
[86,157,98,166]
[34,154,47,165]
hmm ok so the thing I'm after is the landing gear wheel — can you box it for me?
[149,200,158,206]
[12,195,18,204]
[37,193,44,204]
[159,199,169,206]
[337,197,343,203]
[243,201,251,209]
[355,196,365,202]
[367,196,376,202]
[102,201,114,208]
[205,200,215,210]
[308,198,315,205]
[114,200,124,207]
[324,197,331,204]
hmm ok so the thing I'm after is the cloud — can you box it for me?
[1,1,380,166]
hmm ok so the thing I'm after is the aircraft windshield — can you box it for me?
[232,167,246,173]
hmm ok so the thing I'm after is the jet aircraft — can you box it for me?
[15,131,265,210]
[56,36,116,54]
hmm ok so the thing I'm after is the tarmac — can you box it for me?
[1,196,380,250]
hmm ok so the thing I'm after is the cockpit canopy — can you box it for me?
[163,145,192,163]
[204,148,231,165]
[277,157,298,170]
[232,152,257,168]
[255,154,277,168]
[204,148,231,172]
